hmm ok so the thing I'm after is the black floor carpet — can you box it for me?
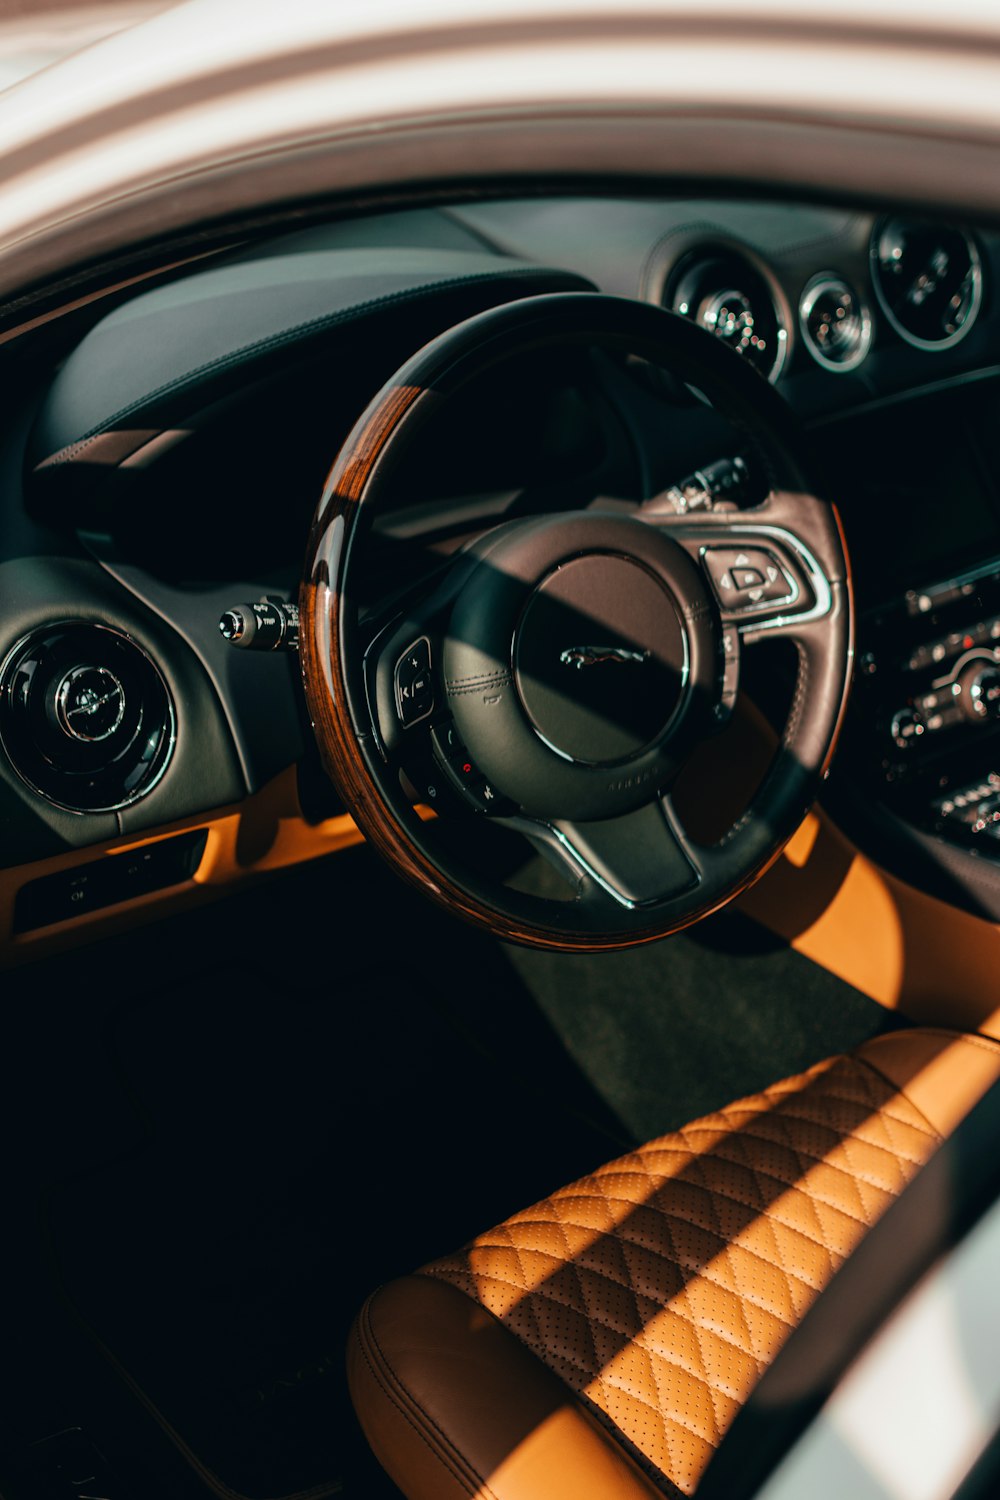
[40,852,625,1500]
[506,906,903,1143]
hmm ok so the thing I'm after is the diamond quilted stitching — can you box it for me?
[423,1055,943,1496]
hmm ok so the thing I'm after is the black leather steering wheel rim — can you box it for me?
[301,293,853,952]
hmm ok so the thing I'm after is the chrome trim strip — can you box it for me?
[931,645,1000,692]
[501,804,700,912]
[544,821,639,908]
[916,553,1000,598]
[496,811,638,907]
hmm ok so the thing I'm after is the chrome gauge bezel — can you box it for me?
[869,219,984,353]
[645,230,792,384]
[798,272,873,374]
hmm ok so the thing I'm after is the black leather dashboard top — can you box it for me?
[28,244,593,508]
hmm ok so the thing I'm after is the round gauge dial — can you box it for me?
[667,246,788,381]
[698,288,770,363]
[799,274,872,372]
[871,218,983,350]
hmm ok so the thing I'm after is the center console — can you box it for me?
[823,376,1000,873]
[854,559,1000,855]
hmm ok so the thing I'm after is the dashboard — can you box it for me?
[3,194,1000,955]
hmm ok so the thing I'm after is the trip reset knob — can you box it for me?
[219,600,299,651]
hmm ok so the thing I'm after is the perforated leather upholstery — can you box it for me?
[349,1029,1000,1500]
[423,1051,938,1494]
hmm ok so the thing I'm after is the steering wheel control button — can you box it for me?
[430,721,467,764]
[515,554,688,765]
[717,628,741,724]
[430,721,503,812]
[448,762,497,810]
[394,637,434,727]
[54,665,126,743]
[703,546,795,612]
[0,622,175,813]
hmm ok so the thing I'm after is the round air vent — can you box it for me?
[0,622,175,813]
[664,243,789,382]
[799,273,872,373]
[870,218,983,351]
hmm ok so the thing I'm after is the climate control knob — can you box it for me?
[890,705,924,749]
[962,663,1000,721]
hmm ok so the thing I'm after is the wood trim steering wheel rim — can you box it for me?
[300,293,853,952]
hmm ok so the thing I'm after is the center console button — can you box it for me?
[905,579,977,617]
[890,706,924,748]
[966,664,1000,721]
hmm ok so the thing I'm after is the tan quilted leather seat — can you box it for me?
[349,1028,1000,1500]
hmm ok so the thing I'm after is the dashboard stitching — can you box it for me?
[639,220,733,300]
[764,215,869,263]
[642,215,867,283]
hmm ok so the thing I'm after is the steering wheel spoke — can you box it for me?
[512,795,703,910]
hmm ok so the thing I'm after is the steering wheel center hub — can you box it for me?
[441,512,719,821]
[514,553,688,765]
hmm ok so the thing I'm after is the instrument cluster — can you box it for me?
[653,217,984,381]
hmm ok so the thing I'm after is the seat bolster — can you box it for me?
[348,1275,665,1500]
[856,1027,1000,1138]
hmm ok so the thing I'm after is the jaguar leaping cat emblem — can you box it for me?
[559,645,650,669]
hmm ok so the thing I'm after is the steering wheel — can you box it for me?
[300,293,852,952]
